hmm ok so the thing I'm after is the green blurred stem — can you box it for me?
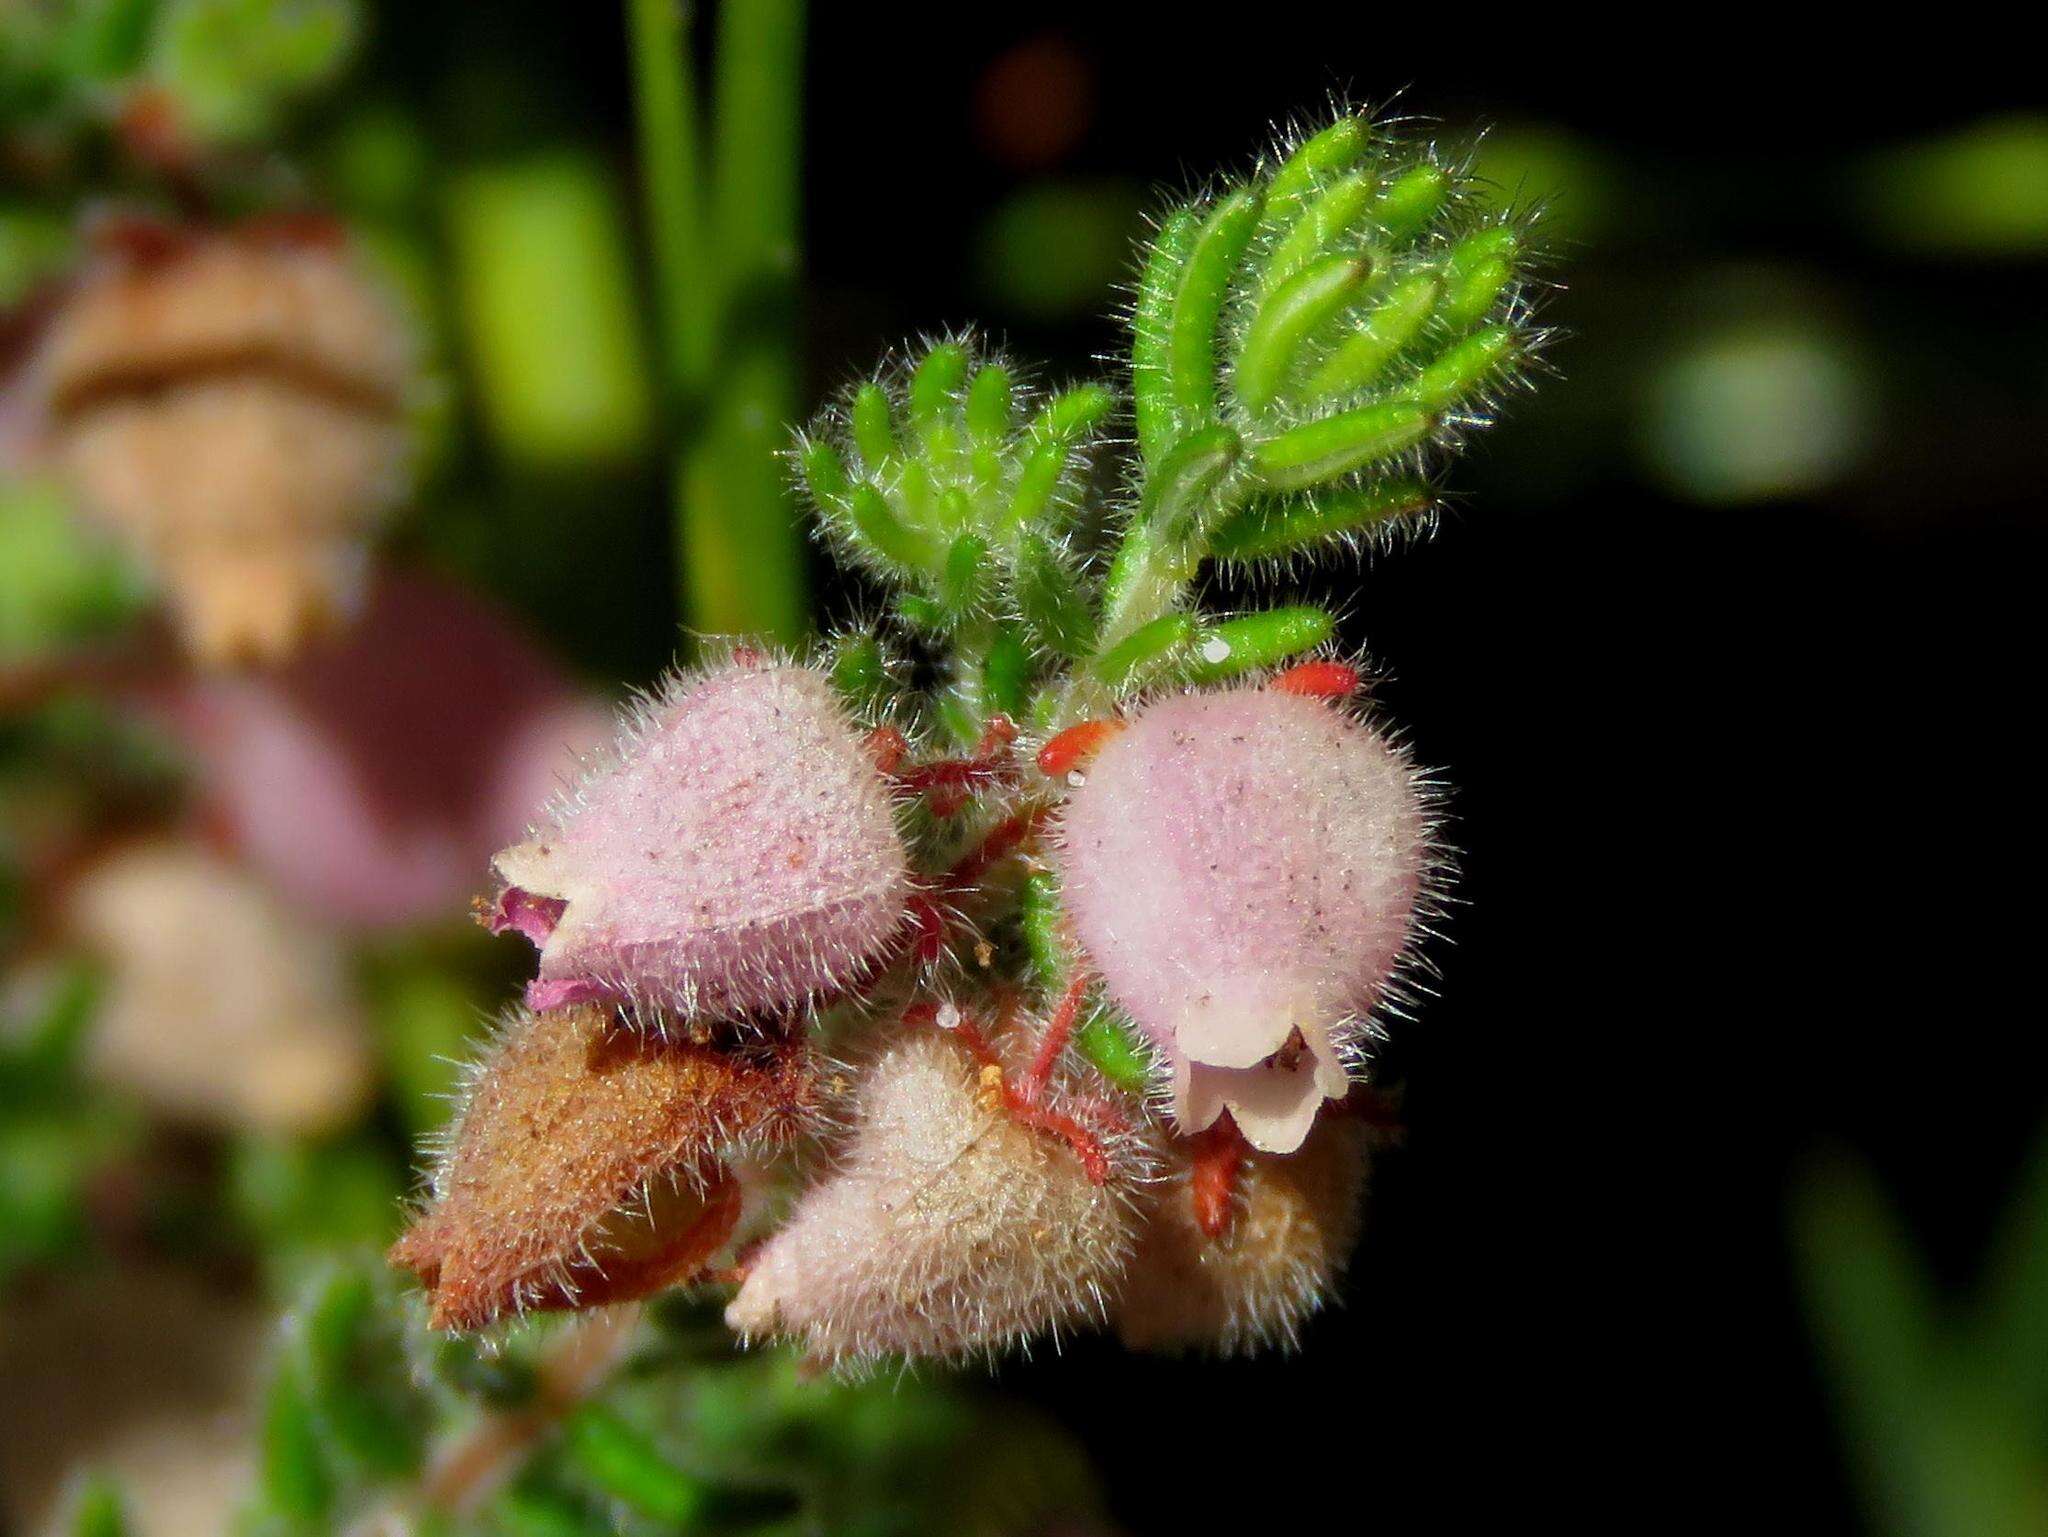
[627,0,712,394]
[628,0,808,643]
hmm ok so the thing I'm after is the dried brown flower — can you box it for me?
[1114,1115,1369,1354]
[390,1003,819,1331]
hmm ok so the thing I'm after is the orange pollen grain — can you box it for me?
[1037,718,1125,778]
[1269,661,1362,699]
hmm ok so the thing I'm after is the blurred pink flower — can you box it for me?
[147,570,609,931]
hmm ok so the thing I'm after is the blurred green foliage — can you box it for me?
[1795,1140,2048,1535]
[0,0,357,146]
[447,154,655,468]
[0,481,152,657]
[238,1271,1109,1536]
[0,960,139,1283]
[976,180,1142,319]
[1857,116,2048,256]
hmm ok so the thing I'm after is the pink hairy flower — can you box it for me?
[1053,684,1432,1154]
[489,660,913,1021]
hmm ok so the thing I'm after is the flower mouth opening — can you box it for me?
[486,884,565,947]
[1177,1019,1350,1156]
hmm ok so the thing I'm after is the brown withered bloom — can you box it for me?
[36,215,416,665]
[389,1003,820,1331]
[1114,1115,1370,1355]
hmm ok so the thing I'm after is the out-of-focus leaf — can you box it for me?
[1857,116,2048,256]
[1470,122,1616,245]
[366,961,481,1137]
[0,482,152,657]
[254,1355,335,1527]
[1792,1153,2048,1537]
[446,153,654,467]
[148,0,359,143]
[977,180,1142,319]
[62,1471,132,1537]
[1,208,76,304]
[290,1269,428,1485]
[1976,1119,2048,1419]
[227,1132,404,1269]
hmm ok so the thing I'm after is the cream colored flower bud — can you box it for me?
[727,1024,1146,1369]
[39,221,416,665]
[63,840,374,1136]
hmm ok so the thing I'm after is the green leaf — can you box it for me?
[436,1335,540,1408]
[965,364,1013,442]
[1304,270,1442,400]
[1168,187,1264,426]
[910,341,969,441]
[296,1270,421,1480]
[53,0,157,84]
[1440,224,1521,330]
[895,593,948,632]
[799,438,851,512]
[1185,606,1335,682]
[64,1473,131,1537]
[257,1358,334,1525]
[1016,533,1094,658]
[1262,169,1377,293]
[1234,252,1369,413]
[0,482,150,656]
[1093,611,1196,692]
[1005,439,1070,532]
[1210,478,1433,560]
[848,483,941,574]
[1140,422,1243,550]
[1131,208,1199,465]
[981,627,1034,720]
[1029,383,1115,445]
[1370,162,1451,244]
[562,1407,706,1525]
[938,533,990,617]
[1407,324,1517,413]
[850,382,896,470]
[1263,118,1371,225]
[150,0,359,142]
[828,633,889,713]
[494,1483,604,1537]
[1072,1015,1152,1095]
[1250,401,1431,491]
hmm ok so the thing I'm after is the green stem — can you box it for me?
[1091,427,1243,656]
[628,0,808,643]
[626,0,712,396]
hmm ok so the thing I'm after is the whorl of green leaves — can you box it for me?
[801,113,1542,720]
[796,337,1115,737]
[1112,115,1541,645]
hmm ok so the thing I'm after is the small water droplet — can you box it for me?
[1066,769,1086,788]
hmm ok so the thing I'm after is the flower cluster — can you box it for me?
[390,110,1542,1367]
